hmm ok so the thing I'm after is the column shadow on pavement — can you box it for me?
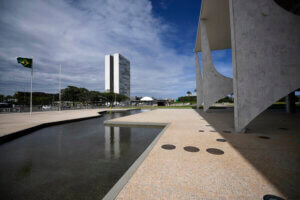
[195,107,300,199]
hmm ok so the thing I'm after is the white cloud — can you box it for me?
[0,0,196,98]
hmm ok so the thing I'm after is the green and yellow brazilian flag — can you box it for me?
[17,57,32,68]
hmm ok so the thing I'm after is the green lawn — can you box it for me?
[119,105,228,109]
[118,102,300,110]
[121,105,195,109]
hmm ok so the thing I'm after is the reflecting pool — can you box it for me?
[0,110,162,199]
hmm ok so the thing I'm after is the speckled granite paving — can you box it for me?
[105,109,300,200]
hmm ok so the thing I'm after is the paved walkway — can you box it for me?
[105,109,300,200]
[0,108,132,138]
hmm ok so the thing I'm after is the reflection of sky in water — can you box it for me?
[0,110,161,200]
[140,109,153,112]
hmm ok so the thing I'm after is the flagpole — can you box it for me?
[59,64,61,112]
[16,57,33,115]
[30,62,33,115]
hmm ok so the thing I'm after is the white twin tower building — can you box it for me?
[105,53,130,97]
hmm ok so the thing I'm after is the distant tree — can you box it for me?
[194,89,197,92]
[5,95,13,101]
[0,94,4,102]
[178,96,196,103]
[78,87,89,103]
[117,93,129,102]
[89,91,111,105]
[61,86,81,104]
[296,95,300,102]
[101,92,115,105]
[14,92,29,105]
[186,91,192,96]
[12,85,130,107]
[89,91,102,103]
[216,96,234,103]
[102,92,129,106]
[13,92,58,105]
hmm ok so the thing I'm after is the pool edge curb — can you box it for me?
[104,120,167,128]
[0,109,141,144]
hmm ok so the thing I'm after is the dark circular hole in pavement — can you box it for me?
[258,136,270,139]
[198,130,204,132]
[206,148,224,155]
[216,139,226,142]
[223,130,231,133]
[184,146,200,152]
[161,144,176,150]
[263,194,284,200]
[210,130,216,132]
[279,127,288,130]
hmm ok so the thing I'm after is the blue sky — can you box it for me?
[0,0,232,98]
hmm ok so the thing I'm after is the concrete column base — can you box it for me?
[285,92,296,113]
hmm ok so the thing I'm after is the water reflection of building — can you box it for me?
[105,126,119,159]
[104,126,132,159]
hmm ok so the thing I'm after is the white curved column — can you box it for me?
[200,19,233,112]
[230,0,300,132]
[195,52,203,109]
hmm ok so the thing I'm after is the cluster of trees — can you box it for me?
[177,96,196,103]
[0,94,14,103]
[14,92,58,105]
[178,94,300,104]
[183,88,234,103]
[216,96,234,103]
[186,89,197,96]
[0,86,129,106]
[61,86,128,105]
[177,95,234,104]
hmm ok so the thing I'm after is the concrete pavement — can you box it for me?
[104,108,300,200]
[0,108,134,138]
[1,108,299,199]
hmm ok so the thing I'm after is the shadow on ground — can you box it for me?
[195,108,300,199]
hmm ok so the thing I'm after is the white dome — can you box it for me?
[141,96,153,101]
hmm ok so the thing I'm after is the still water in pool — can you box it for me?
[0,110,162,199]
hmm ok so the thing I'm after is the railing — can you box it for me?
[0,105,109,113]
[0,108,21,113]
